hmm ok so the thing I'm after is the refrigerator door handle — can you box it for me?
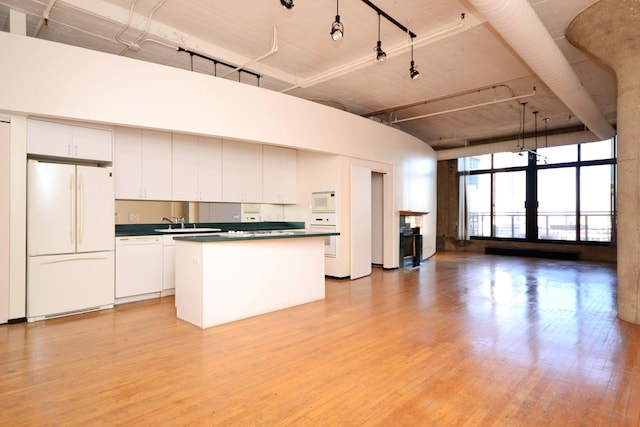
[78,173,84,244]
[39,254,110,265]
[69,173,75,245]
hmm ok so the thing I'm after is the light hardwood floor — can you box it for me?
[2,252,639,426]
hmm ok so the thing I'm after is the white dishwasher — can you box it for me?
[115,235,163,303]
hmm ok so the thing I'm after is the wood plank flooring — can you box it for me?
[2,252,639,426]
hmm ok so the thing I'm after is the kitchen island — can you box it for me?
[174,230,339,329]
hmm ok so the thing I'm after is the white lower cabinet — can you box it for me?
[162,235,177,294]
[162,234,206,295]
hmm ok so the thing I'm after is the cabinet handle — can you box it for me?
[67,144,72,156]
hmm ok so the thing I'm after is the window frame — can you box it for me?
[457,139,617,245]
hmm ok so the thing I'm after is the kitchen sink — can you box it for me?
[154,227,221,233]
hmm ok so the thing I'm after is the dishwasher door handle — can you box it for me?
[116,239,160,246]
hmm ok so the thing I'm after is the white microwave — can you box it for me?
[311,191,336,213]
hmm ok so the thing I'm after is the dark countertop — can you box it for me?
[115,221,306,237]
[174,230,339,243]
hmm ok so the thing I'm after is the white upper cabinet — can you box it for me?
[114,127,172,200]
[222,140,263,203]
[27,119,112,162]
[262,145,297,204]
[172,134,222,202]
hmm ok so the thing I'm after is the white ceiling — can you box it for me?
[0,0,617,150]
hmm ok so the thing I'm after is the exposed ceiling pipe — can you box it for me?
[117,0,166,55]
[386,87,536,125]
[114,0,140,50]
[363,83,517,118]
[220,27,279,78]
[436,129,600,161]
[467,0,615,140]
[33,0,58,37]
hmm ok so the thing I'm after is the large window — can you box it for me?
[458,138,616,243]
[494,171,526,238]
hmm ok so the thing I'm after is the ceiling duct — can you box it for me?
[468,0,615,140]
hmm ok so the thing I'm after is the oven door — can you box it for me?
[309,224,336,257]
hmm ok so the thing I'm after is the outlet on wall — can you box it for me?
[128,212,139,223]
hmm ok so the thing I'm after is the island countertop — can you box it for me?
[173,230,339,243]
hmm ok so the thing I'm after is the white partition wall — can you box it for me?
[1,121,10,324]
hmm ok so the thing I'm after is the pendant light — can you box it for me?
[330,0,344,41]
[533,110,539,151]
[543,117,549,148]
[280,0,294,9]
[375,13,386,62]
[409,37,420,80]
[518,101,527,153]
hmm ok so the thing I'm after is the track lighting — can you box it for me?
[330,0,344,41]
[280,0,294,9]
[375,13,386,62]
[410,61,420,80]
[409,40,420,80]
[376,41,386,62]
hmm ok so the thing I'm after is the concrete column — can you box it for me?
[567,0,640,324]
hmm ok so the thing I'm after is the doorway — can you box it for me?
[371,172,384,266]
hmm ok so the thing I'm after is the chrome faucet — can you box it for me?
[179,217,185,228]
[162,217,175,224]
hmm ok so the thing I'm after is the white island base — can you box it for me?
[175,236,326,329]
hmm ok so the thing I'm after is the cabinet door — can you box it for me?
[241,142,263,203]
[27,119,74,158]
[28,120,113,162]
[114,127,143,199]
[172,133,199,201]
[141,129,172,200]
[222,139,246,202]
[263,146,297,203]
[198,136,222,202]
[279,148,297,203]
[73,126,113,162]
[225,141,263,203]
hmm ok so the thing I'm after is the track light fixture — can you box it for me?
[280,0,294,9]
[375,13,386,62]
[409,39,420,80]
[330,0,344,41]
[410,61,420,80]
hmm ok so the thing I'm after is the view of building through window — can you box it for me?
[457,138,616,243]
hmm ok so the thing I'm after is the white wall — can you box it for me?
[0,31,437,319]
[0,121,10,323]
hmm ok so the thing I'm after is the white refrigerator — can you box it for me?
[27,160,115,321]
